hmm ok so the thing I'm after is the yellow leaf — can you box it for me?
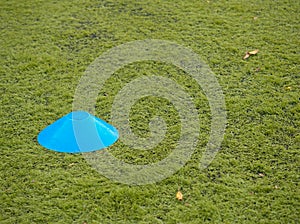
[176,191,183,201]
[285,86,292,90]
[243,49,259,60]
[249,49,259,55]
[243,52,250,60]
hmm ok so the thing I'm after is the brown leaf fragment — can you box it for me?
[255,67,261,72]
[176,191,183,201]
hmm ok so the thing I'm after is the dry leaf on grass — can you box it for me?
[243,53,250,60]
[255,67,261,72]
[249,49,259,55]
[176,190,183,201]
[243,49,259,60]
[285,86,292,90]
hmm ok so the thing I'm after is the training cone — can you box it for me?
[37,111,119,153]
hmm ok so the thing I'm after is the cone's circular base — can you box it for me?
[38,111,119,153]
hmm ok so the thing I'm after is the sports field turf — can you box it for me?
[0,0,299,223]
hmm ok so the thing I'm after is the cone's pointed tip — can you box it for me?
[37,111,119,153]
[69,110,91,121]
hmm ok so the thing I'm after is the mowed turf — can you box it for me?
[0,0,299,223]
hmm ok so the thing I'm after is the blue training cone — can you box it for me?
[37,111,119,153]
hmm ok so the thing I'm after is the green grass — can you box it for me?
[1,0,299,223]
